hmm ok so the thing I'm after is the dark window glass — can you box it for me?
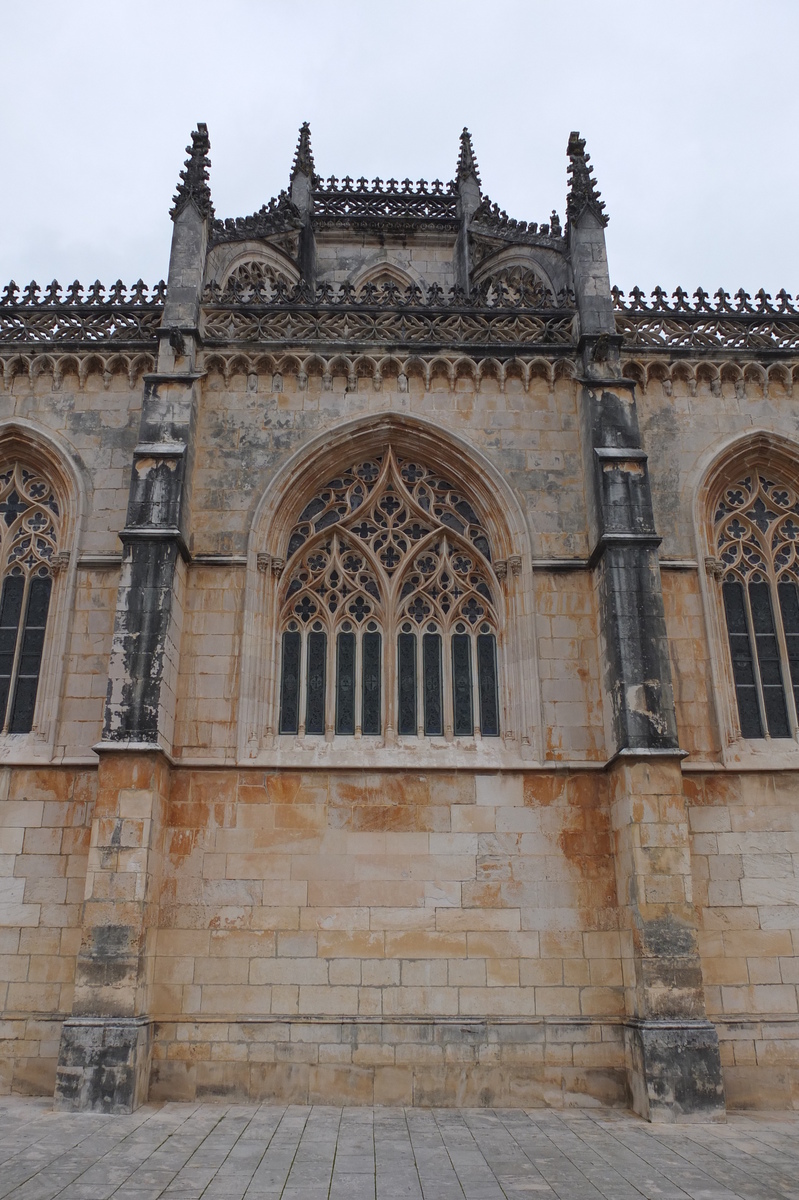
[0,575,24,728]
[423,632,443,736]
[278,630,301,734]
[9,576,51,733]
[362,631,381,735]
[778,580,799,720]
[305,630,327,734]
[451,634,473,736]
[749,580,790,737]
[723,580,762,737]
[477,633,500,737]
[398,632,417,735]
[336,631,356,735]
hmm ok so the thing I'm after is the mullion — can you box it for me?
[9,575,52,734]
[777,580,799,733]
[0,574,25,732]
[722,580,763,738]
[748,580,790,737]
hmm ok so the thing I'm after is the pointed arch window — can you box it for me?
[714,470,799,739]
[277,452,501,739]
[0,464,60,733]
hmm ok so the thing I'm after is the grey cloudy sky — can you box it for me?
[1,0,796,296]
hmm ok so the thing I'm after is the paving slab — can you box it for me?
[0,1098,797,1199]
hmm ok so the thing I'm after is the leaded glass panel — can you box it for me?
[362,629,381,735]
[451,634,473,737]
[336,631,356,735]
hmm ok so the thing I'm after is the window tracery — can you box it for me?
[0,463,60,733]
[714,469,799,738]
[277,451,501,740]
[475,265,554,307]
[221,260,295,302]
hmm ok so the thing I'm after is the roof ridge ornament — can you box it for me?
[291,121,316,181]
[170,123,214,222]
[566,131,607,229]
[456,127,481,188]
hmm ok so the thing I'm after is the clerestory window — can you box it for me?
[715,470,799,739]
[277,451,501,739]
[0,463,60,733]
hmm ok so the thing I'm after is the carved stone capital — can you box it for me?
[256,553,271,574]
[271,557,285,578]
[494,559,508,580]
[508,554,522,576]
[50,551,70,576]
[704,555,724,580]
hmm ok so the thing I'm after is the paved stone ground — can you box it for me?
[1,1099,798,1200]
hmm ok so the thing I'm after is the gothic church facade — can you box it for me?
[0,124,797,1118]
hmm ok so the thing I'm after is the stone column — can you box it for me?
[54,125,211,1112]
[567,133,725,1120]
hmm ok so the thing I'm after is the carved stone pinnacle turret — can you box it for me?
[566,130,607,229]
[170,122,214,222]
[456,128,481,188]
[291,121,316,181]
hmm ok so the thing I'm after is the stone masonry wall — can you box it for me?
[687,770,799,1109]
[148,767,624,1105]
[0,767,95,1095]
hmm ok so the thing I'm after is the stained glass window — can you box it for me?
[277,449,501,740]
[715,470,799,739]
[0,464,61,734]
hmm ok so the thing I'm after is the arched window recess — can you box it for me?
[276,450,502,741]
[0,462,63,733]
[712,467,799,740]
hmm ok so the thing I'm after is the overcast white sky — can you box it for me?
[1,0,796,296]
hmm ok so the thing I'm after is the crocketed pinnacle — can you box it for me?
[170,123,214,222]
[566,131,607,228]
[291,122,316,179]
[456,127,481,187]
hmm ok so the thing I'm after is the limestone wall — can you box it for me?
[687,771,799,1109]
[0,767,94,1094]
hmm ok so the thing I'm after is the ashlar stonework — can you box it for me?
[0,123,797,1119]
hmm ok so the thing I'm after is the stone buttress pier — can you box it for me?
[567,135,724,1120]
[53,129,211,1112]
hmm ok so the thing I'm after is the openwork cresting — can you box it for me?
[614,286,799,353]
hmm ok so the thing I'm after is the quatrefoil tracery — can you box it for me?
[715,472,799,585]
[279,451,498,636]
[0,464,60,578]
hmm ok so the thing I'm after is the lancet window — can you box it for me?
[0,463,60,733]
[714,470,799,739]
[277,452,501,739]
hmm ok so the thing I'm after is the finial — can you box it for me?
[566,131,607,228]
[170,123,214,222]
[291,122,316,180]
[456,127,481,187]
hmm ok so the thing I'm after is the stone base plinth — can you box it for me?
[625,1019,726,1122]
[148,1016,630,1108]
[54,1017,153,1113]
